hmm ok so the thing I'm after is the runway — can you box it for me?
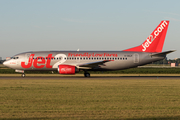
[1,76,180,79]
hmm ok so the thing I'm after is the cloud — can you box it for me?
[148,10,180,17]
[164,17,180,21]
[157,11,180,16]
[148,10,180,22]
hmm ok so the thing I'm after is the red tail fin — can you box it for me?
[123,21,169,52]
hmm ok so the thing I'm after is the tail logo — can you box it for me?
[142,21,168,51]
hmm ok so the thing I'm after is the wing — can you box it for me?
[76,60,112,69]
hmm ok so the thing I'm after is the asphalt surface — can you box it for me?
[1,76,180,79]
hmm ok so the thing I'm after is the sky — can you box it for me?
[1,0,180,59]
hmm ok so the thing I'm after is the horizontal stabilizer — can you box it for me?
[150,50,176,57]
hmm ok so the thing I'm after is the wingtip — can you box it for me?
[168,50,176,53]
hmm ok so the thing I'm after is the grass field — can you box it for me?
[1,78,180,120]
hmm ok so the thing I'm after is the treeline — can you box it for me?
[153,58,180,64]
[0,68,180,74]
[0,60,5,64]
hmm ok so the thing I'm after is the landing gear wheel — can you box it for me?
[21,73,25,78]
[84,73,90,77]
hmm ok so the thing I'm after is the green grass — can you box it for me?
[0,78,180,119]
[0,64,6,68]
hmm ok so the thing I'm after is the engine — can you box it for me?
[58,65,79,74]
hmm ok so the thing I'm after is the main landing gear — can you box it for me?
[21,73,25,78]
[84,71,90,77]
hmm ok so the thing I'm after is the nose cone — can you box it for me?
[3,61,11,68]
[3,61,8,67]
[3,60,18,69]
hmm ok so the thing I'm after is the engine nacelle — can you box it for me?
[58,65,79,74]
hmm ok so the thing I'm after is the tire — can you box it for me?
[84,73,90,77]
[21,74,25,78]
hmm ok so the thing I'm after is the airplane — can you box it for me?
[3,20,175,77]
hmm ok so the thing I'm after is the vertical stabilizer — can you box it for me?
[123,21,169,52]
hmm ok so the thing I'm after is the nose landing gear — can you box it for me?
[21,73,25,78]
[15,70,25,78]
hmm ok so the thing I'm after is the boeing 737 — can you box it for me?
[3,20,174,77]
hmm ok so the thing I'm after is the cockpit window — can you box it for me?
[11,57,19,59]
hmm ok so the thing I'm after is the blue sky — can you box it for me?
[1,0,180,59]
